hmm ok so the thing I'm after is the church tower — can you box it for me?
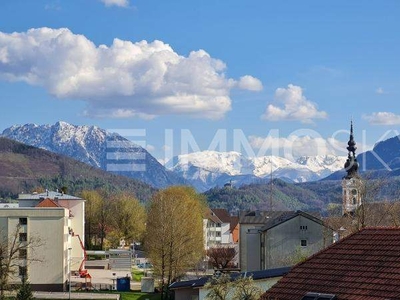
[342,121,362,215]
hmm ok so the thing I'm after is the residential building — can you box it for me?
[0,190,85,291]
[204,208,238,249]
[240,210,334,272]
[261,227,400,300]
[170,267,290,300]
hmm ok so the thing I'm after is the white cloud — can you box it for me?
[162,145,171,151]
[363,112,400,125]
[248,135,343,158]
[375,87,386,95]
[0,28,261,119]
[262,84,327,123]
[249,133,371,159]
[237,75,263,91]
[100,0,129,8]
[146,144,155,152]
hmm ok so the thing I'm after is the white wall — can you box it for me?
[0,208,69,288]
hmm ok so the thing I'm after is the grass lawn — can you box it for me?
[119,292,161,300]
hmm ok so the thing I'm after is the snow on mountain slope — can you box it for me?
[2,121,185,188]
[168,151,347,191]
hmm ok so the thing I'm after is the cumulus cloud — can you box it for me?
[375,87,386,95]
[262,84,327,123]
[237,75,263,91]
[248,135,343,158]
[0,27,261,119]
[363,112,400,125]
[249,131,371,159]
[100,0,129,8]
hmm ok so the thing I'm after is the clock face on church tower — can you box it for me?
[351,189,357,195]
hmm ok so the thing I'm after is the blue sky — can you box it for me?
[1,0,400,162]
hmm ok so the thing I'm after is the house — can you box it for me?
[169,267,290,300]
[240,210,334,272]
[0,190,85,291]
[261,228,400,300]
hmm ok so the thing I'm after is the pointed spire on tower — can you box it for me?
[344,121,359,179]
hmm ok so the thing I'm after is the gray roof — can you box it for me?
[239,210,295,224]
[239,210,324,230]
[18,191,83,201]
[260,211,324,232]
[169,267,291,290]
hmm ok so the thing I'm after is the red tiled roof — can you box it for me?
[261,228,400,300]
[36,198,60,208]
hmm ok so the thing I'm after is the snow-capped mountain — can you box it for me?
[167,151,347,191]
[2,121,185,188]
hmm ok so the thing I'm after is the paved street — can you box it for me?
[33,292,120,299]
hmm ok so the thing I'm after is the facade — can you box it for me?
[203,208,237,249]
[261,228,400,299]
[342,121,362,215]
[240,211,334,272]
[0,190,85,291]
[170,267,290,300]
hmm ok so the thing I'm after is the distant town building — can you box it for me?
[203,208,238,249]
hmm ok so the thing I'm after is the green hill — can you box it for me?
[0,137,156,202]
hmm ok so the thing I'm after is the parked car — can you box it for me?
[137,262,153,269]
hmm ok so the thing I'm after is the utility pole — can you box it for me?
[269,158,273,211]
[68,247,72,300]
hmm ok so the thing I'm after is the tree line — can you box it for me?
[83,186,206,300]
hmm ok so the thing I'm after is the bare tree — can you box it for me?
[207,246,237,270]
[0,224,41,300]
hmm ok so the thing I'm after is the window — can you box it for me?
[300,226,308,230]
[19,218,27,225]
[19,266,27,277]
[19,233,27,242]
[301,239,307,247]
[216,223,221,227]
[19,249,27,259]
[216,231,221,237]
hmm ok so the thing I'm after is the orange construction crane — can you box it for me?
[72,232,90,278]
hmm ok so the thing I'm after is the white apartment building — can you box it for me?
[0,190,85,291]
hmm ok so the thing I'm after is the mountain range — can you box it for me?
[168,151,347,191]
[4,121,400,192]
[2,122,185,188]
[1,121,348,190]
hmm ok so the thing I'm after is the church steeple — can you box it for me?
[344,121,359,179]
[342,121,362,215]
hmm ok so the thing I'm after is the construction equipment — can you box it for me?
[72,232,90,278]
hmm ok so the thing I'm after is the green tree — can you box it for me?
[205,274,231,300]
[145,186,205,300]
[232,276,263,300]
[16,277,33,300]
[82,190,103,249]
[108,192,146,246]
